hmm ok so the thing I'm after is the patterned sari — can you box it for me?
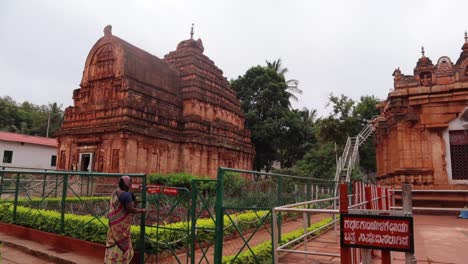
[104,191,133,264]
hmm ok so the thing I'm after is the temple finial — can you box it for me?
[190,23,194,39]
[104,25,112,37]
[465,31,467,42]
[421,46,425,57]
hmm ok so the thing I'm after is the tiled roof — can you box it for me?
[0,131,57,147]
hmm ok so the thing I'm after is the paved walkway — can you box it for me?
[0,234,101,264]
[279,215,468,264]
[1,214,467,263]
[174,213,333,263]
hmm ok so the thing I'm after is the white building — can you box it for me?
[0,131,58,170]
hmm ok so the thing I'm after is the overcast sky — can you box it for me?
[1,0,467,116]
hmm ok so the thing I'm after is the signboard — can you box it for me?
[131,184,179,196]
[340,214,414,253]
[131,183,142,190]
[147,186,179,196]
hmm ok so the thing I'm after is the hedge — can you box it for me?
[221,217,334,264]
[0,196,109,207]
[0,203,271,252]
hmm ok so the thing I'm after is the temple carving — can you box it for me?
[56,25,254,177]
[374,35,468,188]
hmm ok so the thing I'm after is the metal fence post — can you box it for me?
[42,174,47,198]
[190,180,198,264]
[277,176,283,241]
[339,183,351,264]
[13,174,20,223]
[213,168,225,264]
[55,175,59,197]
[139,175,147,264]
[60,174,68,233]
[272,208,278,264]
[0,171,5,196]
[306,179,311,227]
[403,184,416,264]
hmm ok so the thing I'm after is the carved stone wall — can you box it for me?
[56,26,254,177]
[375,39,468,189]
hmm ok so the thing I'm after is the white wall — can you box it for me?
[0,140,57,169]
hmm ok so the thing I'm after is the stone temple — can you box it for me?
[56,25,254,177]
[374,34,468,189]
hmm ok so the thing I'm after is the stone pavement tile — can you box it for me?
[279,252,336,264]
[0,232,102,264]
[280,215,468,264]
[1,245,55,264]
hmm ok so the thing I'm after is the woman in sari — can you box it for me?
[105,176,146,264]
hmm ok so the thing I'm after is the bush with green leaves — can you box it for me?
[0,202,272,252]
[222,217,334,264]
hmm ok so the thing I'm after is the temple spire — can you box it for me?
[190,23,194,39]
[465,30,467,42]
[421,46,425,57]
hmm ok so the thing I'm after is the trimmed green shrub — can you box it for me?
[222,217,334,264]
[0,196,109,206]
[0,202,272,252]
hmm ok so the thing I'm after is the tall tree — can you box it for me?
[266,58,302,103]
[232,66,290,171]
[232,61,316,171]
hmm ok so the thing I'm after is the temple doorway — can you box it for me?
[79,153,93,172]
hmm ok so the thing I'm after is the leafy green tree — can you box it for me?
[277,108,316,168]
[295,142,337,179]
[232,65,290,171]
[232,61,313,171]
[266,58,302,103]
[354,95,380,172]
[295,94,380,179]
[0,96,63,137]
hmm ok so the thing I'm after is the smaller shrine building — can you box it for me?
[374,34,468,189]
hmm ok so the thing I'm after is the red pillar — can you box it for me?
[377,186,383,210]
[340,183,351,264]
[365,186,373,210]
[381,250,391,264]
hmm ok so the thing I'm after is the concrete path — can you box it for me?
[0,233,102,264]
[1,214,467,263]
[279,215,468,264]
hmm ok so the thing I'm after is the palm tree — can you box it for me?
[265,58,302,103]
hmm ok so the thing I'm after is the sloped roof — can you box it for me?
[0,131,57,147]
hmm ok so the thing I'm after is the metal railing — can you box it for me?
[390,189,468,212]
[272,184,391,264]
[272,195,344,263]
[214,167,337,264]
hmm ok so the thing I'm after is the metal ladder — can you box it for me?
[333,123,375,192]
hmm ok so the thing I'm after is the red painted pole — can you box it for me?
[340,183,351,264]
[377,186,383,210]
[387,188,392,208]
[365,186,373,210]
[382,250,391,264]
[379,186,392,263]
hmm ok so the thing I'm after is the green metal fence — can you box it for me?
[0,169,147,263]
[0,167,337,264]
[190,179,217,264]
[142,185,191,263]
[213,167,337,264]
